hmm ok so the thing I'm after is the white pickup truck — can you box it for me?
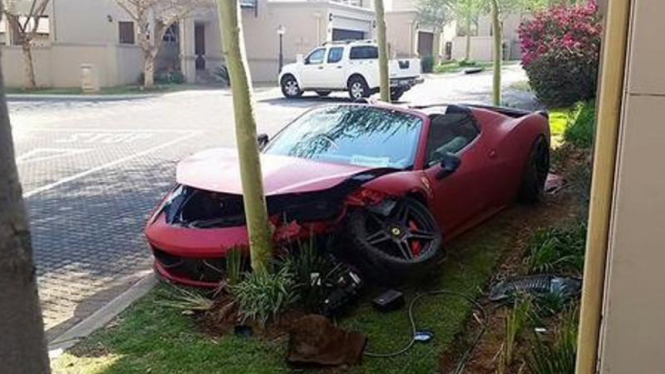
[278,40,423,101]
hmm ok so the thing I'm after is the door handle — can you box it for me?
[488,149,497,159]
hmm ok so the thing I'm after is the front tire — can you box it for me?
[348,76,370,101]
[343,197,444,286]
[281,75,303,99]
[518,136,550,204]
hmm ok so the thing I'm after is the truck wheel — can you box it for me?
[281,75,303,99]
[348,76,370,101]
[316,90,332,97]
[390,88,405,102]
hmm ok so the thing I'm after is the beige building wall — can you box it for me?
[385,11,417,58]
[598,0,665,373]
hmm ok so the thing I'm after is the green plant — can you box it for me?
[230,267,298,326]
[280,238,337,312]
[499,296,533,373]
[420,55,435,73]
[158,286,214,312]
[458,59,477,67]
[564,101,596,149]
[213,65,231,86]
[525,222,587,275]
[225,248,245,286]
[527,307,579,374]
[534,292,568,319]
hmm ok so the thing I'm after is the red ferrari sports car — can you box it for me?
[145,103,550,287]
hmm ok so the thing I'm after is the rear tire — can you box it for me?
[518,136,550,204]
[390,88,405,102]
[348,76,370,101]
[316,90,332,97]
[343,197,444,286]
[281,75,303,99]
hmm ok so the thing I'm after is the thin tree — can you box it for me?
[456,0,484,61]
[490,0,501,105]
[416,0,453,64]
[2,0,50,89]
[0,5,50,372]
[116,0,208,88]
[215,0,272,273]
[375,0,390,102]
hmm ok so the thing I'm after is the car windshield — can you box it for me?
[264,105,422,169]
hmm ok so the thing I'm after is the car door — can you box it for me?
[349,45,379,89]
[300,48,327,89]
[320,46,346,89]
[422,111,494,237]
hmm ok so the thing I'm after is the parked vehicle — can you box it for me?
[278,40,423,102]
[145,103,550,287]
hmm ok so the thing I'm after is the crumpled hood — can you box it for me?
[176,148,373,196]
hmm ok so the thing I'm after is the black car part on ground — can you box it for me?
[159,168,400,229]
[342,197,444,286]
[488,275,583,302]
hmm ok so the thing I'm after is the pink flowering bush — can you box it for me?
[518,1,602,107]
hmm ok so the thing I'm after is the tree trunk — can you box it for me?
[143,52,155,88]
[490,0,502,106]
[374,0,390,102]
[464,17,471,62]
[21,42,37,89]
[0,45,50,374]
[216,0,272,274]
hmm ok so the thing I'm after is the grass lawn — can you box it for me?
[4,84,213,96]
[52,210,522,374]
[433,60,519,75]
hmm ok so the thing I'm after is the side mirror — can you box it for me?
[296,54,304,64]
[257,133,269,149]
[435,153,461,180]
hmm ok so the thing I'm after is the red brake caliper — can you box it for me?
[409,220,422,257]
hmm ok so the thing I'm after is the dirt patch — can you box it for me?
[198,293,305,342]
[439,178,585,373]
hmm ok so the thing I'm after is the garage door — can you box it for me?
[332,29,365,41]
[418,31,434,56]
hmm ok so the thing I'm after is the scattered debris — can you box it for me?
[545,173,566,195]
[488,275,582,302]
[287,314,366,367]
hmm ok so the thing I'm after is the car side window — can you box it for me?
[425,112,480,167]
[327,47,344,63]
[306,48,326,65]
[350,46,378,60]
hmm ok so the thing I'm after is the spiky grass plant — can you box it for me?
[498,296,533,374]
[524,222,587,275]
[527,307,579,374]
[158,286,215,313]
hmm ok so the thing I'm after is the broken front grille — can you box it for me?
[153,248,226,283]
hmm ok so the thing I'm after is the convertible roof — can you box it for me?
[413,104,473,117]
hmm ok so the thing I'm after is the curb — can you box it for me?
[48,272,158,357]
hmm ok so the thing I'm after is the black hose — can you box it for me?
[364,289,487,374]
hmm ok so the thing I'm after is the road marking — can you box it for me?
[54,132,154,144]
[23,131,202,199]
[16,148,92,165]
[17,128,195,133]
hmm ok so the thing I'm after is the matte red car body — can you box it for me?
[145,103,549,287]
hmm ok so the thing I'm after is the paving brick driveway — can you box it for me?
[8,65,534,340]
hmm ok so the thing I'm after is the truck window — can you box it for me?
[349,46,378,60]
[327,47,344,63]
[306,48,326,65]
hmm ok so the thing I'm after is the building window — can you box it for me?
[119,21,135,44]
[162,24,178,43]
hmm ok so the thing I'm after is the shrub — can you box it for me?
[421,55,435,73]
[564,101,596,148]
[527,307,579,374]
[518,1,602,107]
[525,222,587,275]
[230,267,298,326]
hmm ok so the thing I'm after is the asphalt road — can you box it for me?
[8,65,534,340]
